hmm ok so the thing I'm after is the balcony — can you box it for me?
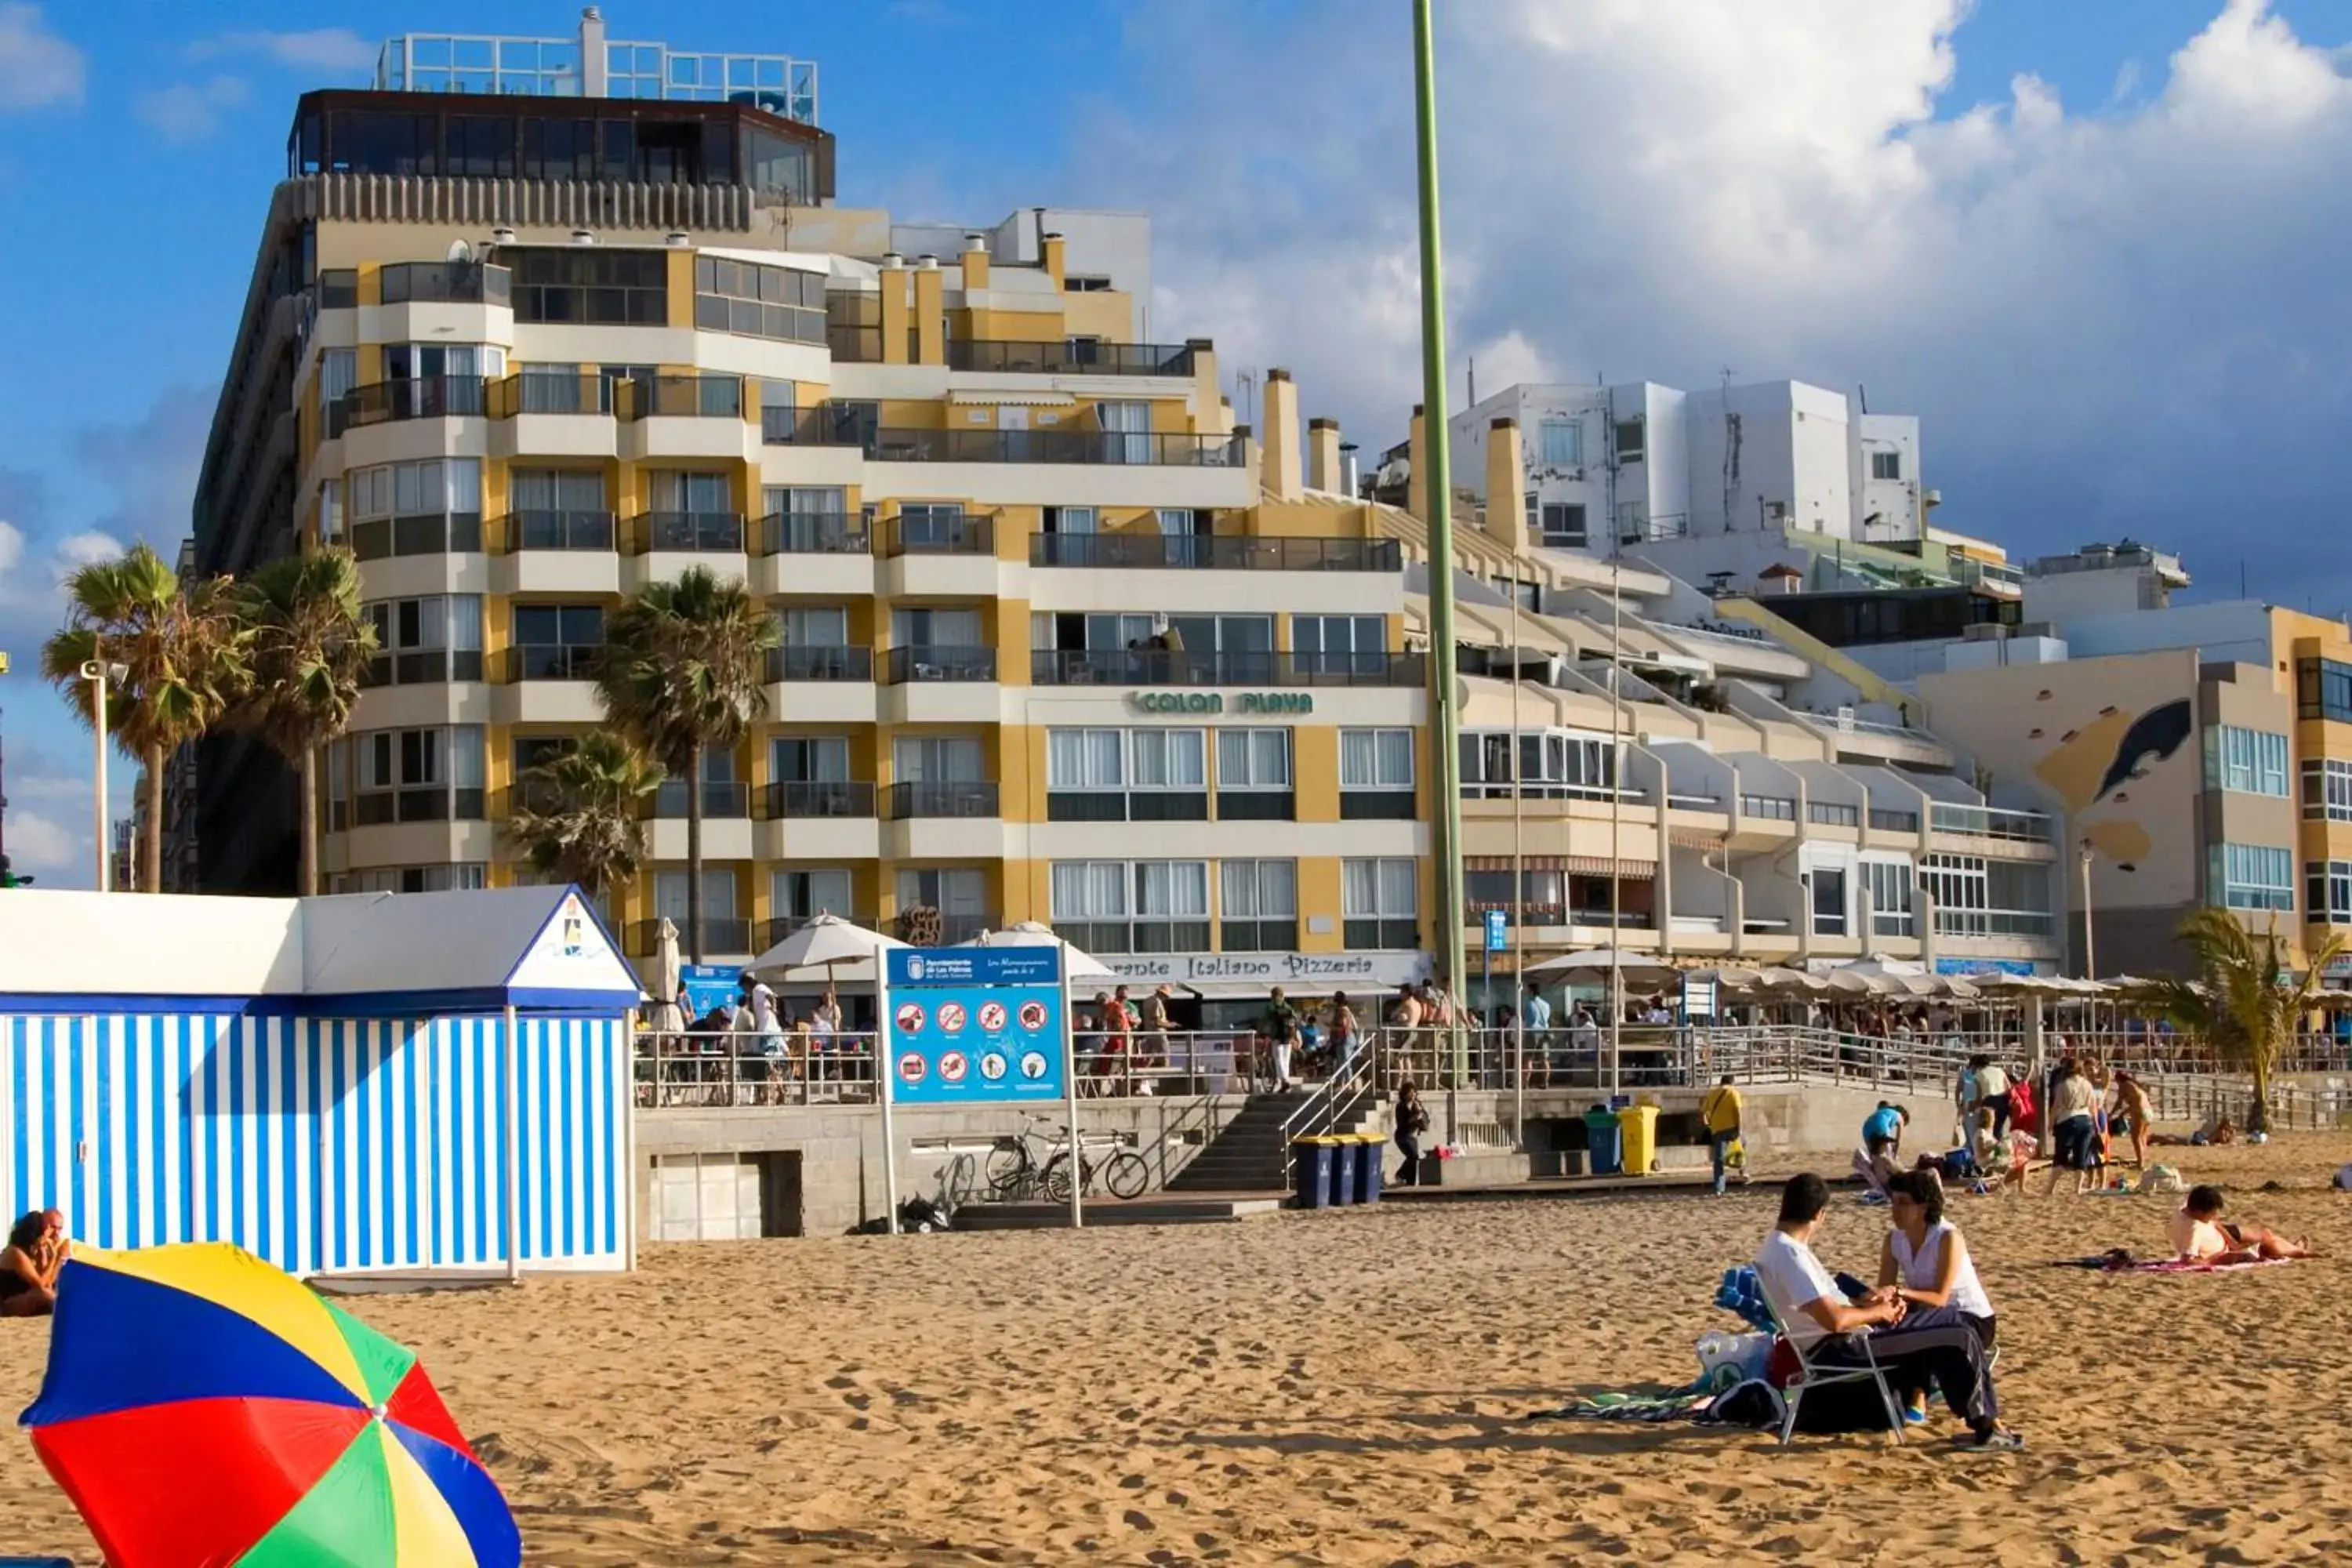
[362,648,483,688]
[759,405,870,447]
[379,261,512,307]
[351,786,486,826]
[328,378,486,437]
[350,512,483,561]
[760,912,880,950]
[1028,534,1399,571]
[629,511,746,554]
[650,781,753,820]
[945,339,1197,377]
[493,510,615,553]
[862,426,1244,467]
[887,645,997,684]
[1935,908,2055,938]
[487,373,614,419]
[826,324,883,363]
[1029,649,1426,688]
[767,644,874,683]
[886,781,1000,819]
[760,781,877,820]
[882,514,993,557]
[1930,804,2053,843]
[1869,808,1921,833]
[629,918,752,957]
[756,511,869,556]
[615,374,743,421]
[495,644,600,683]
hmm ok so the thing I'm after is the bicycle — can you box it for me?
[983,1115,1065,1200]
[985,1116,1149,1201]
[1041,1135,1149,1203]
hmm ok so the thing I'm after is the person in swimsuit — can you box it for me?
[2169,1185,2314,1262]
[0,1210,64,1317]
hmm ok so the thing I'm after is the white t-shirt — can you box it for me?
[1892,1220,1994,1319]
[1754,1229,1843,1350]
[751,982,779,1033]
[1974,1064,2011,1101]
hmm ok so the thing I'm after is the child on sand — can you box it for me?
[2168,1185,2314,1263]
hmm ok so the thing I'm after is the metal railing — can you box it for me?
[328,377,486,436]
[882,513,993,556]
[379,261,511,306]
[630,511,746,554]
[826,323,882,362]
[349,512,483,561]
[760,913,880,949]
[862,427,1245,466]
[1620,511,1691,543]
[488,371,615,418]
[616,374,743,420]
[635,1030,879,1106]
[1930,803,2054,843]
[493,510,615,552]
[885,780,1000,818]
[887,644,997,683]
[648,781,751,820]
[362,647,483,688]
[946,339,1198,376]
[766,644,873,682]
[1029,649,1425,688]
[756,511,868,555]
[1028,534,1399,571]
[760,780,877,819]
[1869,808,1921,833]
[495,644,599,682]
[626,919,753,958]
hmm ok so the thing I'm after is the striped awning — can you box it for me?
[946,389,1079,408]
[1668,830,1724,852]
[1467,854,1653,880]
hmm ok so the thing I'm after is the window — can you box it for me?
[1870,450,1903,481]
[1291,613,1385,678]
[2303,758,2352,821]
[364,595,483,684]
[318,479,343,545]
[1615,499,1648,543]
[320,348,356,406]
[1807,800,1860,827]
[1923,853,2053,936]
[1217,728,1293,820]
[1809,866,1848,937]
[1343,858,1419,950]
[335,864,488,895]
[1862,860,1914,938]
[1537,419,1581,466]
[774,867,855,927]
[892,605,983,649]
[347,458,483,559]
[893,735,983,781]
[1459,729,1617,800]
[1613,417,1645,463]
[692,255,826,344]
[1050,861,1208,953]
[2308,861,2352,924]
[2210,843,2294,913]
[1537,503,1587,548]
[2204,725,2290,798]
[506,245,670,325]
[508,603,603,680]
[1043,505,1098,535]
[1341,728,1414,819]
[2299,659,2352,723]
[1046,728,1210,818]
[655,869,742,951]
[896,868,988,942]
[771,735,849,782]
[1221,859,1298,951]
[347,725,485,825]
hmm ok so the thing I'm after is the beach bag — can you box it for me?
[2143,1163,2186,1195]
[1725,1136,1747,1171]
[1696,1330,1773,1386]
[1704,1377,1786,1430]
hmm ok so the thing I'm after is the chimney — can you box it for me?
[1407,405,1428,522]
[1040,231,1067,286]
[1261,368,1302,502]
[913,256,944,365]
[878,252,909,365]
[1308,417,1343,494]
[961,232,989,289]
[579,6,608,96]
[1487,418,1527,550]
[1341,441,1360,497]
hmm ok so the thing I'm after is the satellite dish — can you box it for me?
[447,238,475,263]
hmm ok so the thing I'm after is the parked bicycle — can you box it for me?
[984,1115,1149,1201]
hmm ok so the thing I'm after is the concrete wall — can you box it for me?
[1421,1081,1959,1167]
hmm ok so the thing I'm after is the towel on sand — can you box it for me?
[2050,1249,2300,1274]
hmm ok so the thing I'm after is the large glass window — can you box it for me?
[2205,725,2290,798]
[1221,860,1298,952]
[1459,729,1617,800]
[1046,728,1207,822]
[347,458,483,559]
[895,868,988,942]
[1343,858,1419,950]
[693,256,826,344]
[1809,866,1848,937]
[1924,853,2053,937]
[1217,728,1293,822]
[2298,658,2352,723]
[1050,861,1208,954]
[774,867,855,925]
[1862,860,1914,938]
[364,594,483,685]
[2303,758,2352,822]
[347,725,485,825]
[333,864,488,895]
[2210,843,2294,913]
[1291,614,1385,678]
[508,603,603,680]
[1537,419,1581,466]
[506,245,670,325]
[2308,861,2352,924]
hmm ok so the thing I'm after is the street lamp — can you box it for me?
[80,659,126,892]
[2078,839,2096,981]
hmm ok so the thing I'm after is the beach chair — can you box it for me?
[1755,1270,1907,1446]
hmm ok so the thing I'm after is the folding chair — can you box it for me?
[1755,1269,1907,1446]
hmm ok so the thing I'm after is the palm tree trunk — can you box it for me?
[143,745,165,893]
[2250,1048,2272,1136]
[686,739,706,965]
[299,746,321,898]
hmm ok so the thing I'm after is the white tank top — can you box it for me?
[1893,1220,1994,1320]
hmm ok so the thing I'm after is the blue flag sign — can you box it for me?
[1485,908,1508,953]
[885,946,1067,1105]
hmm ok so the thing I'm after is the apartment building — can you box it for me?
[181,31,1430,1018]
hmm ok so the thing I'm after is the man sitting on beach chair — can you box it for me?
[1755,1174,2022,1450]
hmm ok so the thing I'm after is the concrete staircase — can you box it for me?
[1167,1088,1385,1193]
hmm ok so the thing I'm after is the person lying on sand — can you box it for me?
[2168,1185,2314,1264]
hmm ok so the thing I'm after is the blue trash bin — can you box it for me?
[1290,1138,1335,1208]
[1353,1134,1385,1204]
[1584,1109,1624,1177]
[1327,1137,1359,1207]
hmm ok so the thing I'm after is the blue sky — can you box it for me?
[2,0,2347,884]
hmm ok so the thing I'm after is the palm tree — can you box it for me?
[41,543,247,892]
[229,549,377,895]
[2131,909,2344,1134]
[593,566,778,961]
[504,731,662,902]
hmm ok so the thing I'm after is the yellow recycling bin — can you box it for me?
[1616,1104,1660,1177]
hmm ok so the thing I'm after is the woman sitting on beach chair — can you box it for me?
[2169,1185,2315,1263]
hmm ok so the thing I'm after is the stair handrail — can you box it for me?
[1277,1046,1379,1187]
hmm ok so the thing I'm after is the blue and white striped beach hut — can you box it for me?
[0,885,641,1278]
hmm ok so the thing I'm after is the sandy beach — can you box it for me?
[4,1134,2350,1565]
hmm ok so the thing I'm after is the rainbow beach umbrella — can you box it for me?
[20,1243,521,1567]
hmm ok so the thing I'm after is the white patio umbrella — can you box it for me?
[1680,966,1765,993]
[743,912,909,984]
[1933,974,1984,1001]
[1754,966,1833,995]
[1523,947,1680,987]
[646,916,686,1033]
[959,920,1117,983]
[1830,956,1939,998]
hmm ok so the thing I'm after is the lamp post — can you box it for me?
[80,659,125,892]
[2078,839,2096,981]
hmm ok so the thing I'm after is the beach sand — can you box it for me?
[4,1134,2351,1565]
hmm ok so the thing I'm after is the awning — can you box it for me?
[1465,855,1654,879]
[946,390,1080,408]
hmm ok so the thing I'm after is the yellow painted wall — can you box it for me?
[1294,726,1338,821]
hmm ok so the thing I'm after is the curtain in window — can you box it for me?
[1137,862,1208,916]
[1343,859,1377,916]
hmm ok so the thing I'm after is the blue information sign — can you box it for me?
[1485,908,1508,953]
[884,946,1066,1104]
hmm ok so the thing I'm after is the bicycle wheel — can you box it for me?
[942,1152,978,1211]
[1040,1152,1074,1204]
[1104,1151,1149,1200]
[983,1142,1027,1199]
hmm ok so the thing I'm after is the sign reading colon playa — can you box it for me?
[884,947,1067,1104]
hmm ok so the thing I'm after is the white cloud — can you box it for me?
[0,516,117,613]
[195,28,374,74]
[5,807,81,880]
[136,75,247,143]
[0,4,82,111]
[1044,0,2352,602]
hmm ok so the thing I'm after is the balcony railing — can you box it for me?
[766,644,873,683]
[351,786,486,826]
[886,780,1000,819]
[1935,908,2055,938]
[487,372,615,419]
[616,374,743,421]
[945,339,1197,376]
[826,323,883,362]
[650,781,752,820]
[887,645,997,684]
[630,511,746,554]
[362,648,484,688]
[760,781,877,820]
[1464,902,1656,930]
[1930,803,2053,843]
[495,644,600,683]
[759,406,869,447]
[1029,649,1426,688]
[760,912,879,949]
[379,261,512,307]
[1028,534,1399,571]
[756,511,869,556]
[1739,794,1798,822]
[493,510,615,553]
[350,512,483,561]
[328,378,486,437]
[862,426,1244,466]
[630,917,752,957]
[1869,808,1921,833]
[882,513,993,557]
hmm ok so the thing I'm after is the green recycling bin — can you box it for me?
[1290,1137,1335,1208]
[1584,1109,1624,1176]
[1327,1136,1359,1207]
